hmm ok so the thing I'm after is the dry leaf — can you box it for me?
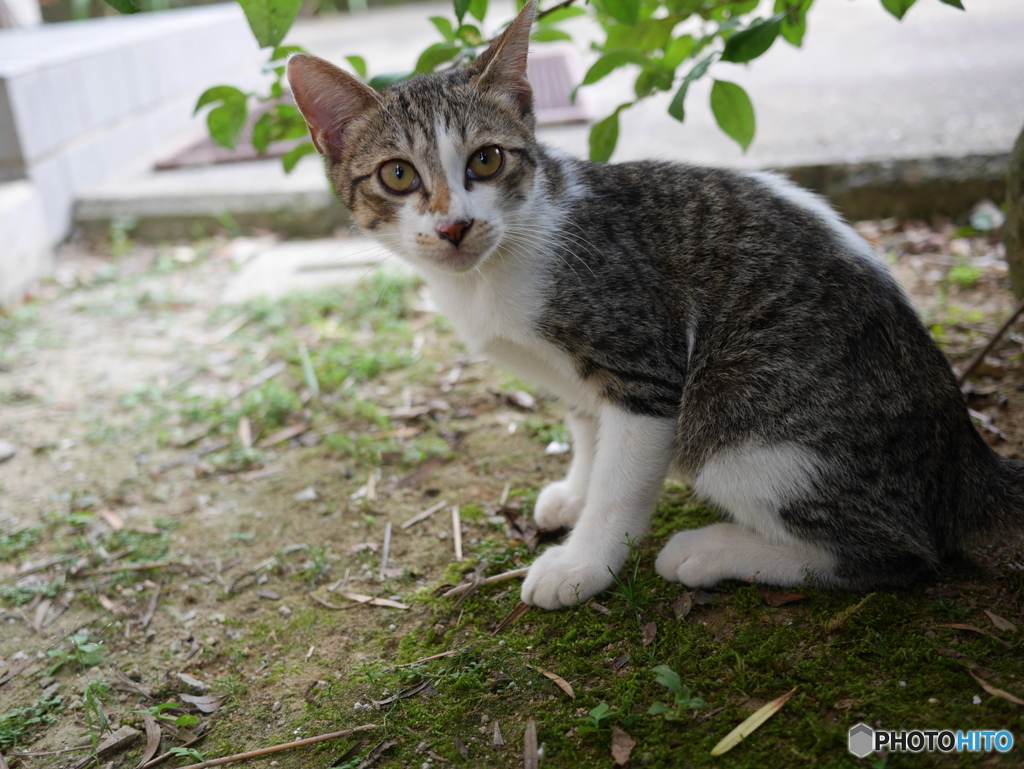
[524,720,539,769]
[693,588,714,606]
[70,725,140,769]
[492,722,505,747]
[984,610,1017,632]
[372,680,435,708]
[255,422,311,448]
[610,726,636,766]
[938,624,1010,647]
[138,715,162,768]
[179,693,224,713]
[641,622,658,647]
[97,509,124,531]
[502,508,541,553]
[455,735,469,759]
[671,591,693,618]
[760,589,806,608]
[360,738,398,768]
[711,687,798,756]
[969,668,1024,706]
[531,667,575,698]
[492,601,531,635]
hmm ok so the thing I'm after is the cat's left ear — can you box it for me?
[469,0,536,116]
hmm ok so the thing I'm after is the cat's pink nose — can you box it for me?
[437,219,473,247]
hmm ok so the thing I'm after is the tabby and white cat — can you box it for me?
[287,2,1022,609]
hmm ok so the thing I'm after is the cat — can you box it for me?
[286,1,1023,610]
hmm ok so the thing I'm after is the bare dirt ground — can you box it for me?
[1,212,1023,769]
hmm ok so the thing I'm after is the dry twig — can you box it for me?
[443,567,529,598]
[172,724,377,768]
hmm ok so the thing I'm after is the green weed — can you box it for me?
[0,695,63,749]
[647,665,706,719]
[0,526,42,561]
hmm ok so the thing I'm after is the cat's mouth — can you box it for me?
[434,244,484,272]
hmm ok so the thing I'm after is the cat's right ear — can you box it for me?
[287,54,377,159]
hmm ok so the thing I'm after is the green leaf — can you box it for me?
[282,142,317,173]
[588,105,626,163]
[415,42,462,74]
[721,14,783,63]
[648,702,671,716]
[710,79,755,151]
[454,0,471,24]
[879,0,916,20]
[593,0,639,26]
[252,112,273,154]
[367,71,411,90]
[634,67,672,99]
[430,15,456,42]
[652,665,683,695]
[237,0,303,48]
[540,6,586,22]
[456,24,485,45]
[937,0,963,7]
[582,50,652,86]
[588,702,612,722]
[531,27,573,42]
[345,55,368,78]
[775,0,813,47]
[269,45,304,64]
[468,0,487,23]
[194,87,248,150]
[661,34,695,70]
[101,0,140,14]
[605,17,677,51]
[667,52,713,122]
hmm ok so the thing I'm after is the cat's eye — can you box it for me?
[467,146,503,180]
[379,160,420,193]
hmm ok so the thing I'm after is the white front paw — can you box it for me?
[520,545,614,610]
[655,529,723,588]
[534,481,586,530]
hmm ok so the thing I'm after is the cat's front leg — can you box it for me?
[521,407,676,609]
[534,411,597,530]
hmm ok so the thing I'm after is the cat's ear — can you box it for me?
[287,53,377,159]
[469,0,535,116]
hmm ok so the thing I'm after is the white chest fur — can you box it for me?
[422,249,604,417]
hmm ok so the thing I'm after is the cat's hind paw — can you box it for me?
[521,545,613,610]
[533,481,586,530]
[655,523,833,589]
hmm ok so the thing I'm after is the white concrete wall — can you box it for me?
[0,2,265,303]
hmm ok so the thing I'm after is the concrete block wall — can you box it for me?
[0,3,265,302]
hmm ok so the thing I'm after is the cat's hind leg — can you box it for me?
[534,411,597,530]
[655,523,837,588]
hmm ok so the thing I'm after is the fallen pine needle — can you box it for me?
[73,561,177,578]
[173,724,378,769]
[379,522,392,582]
[969,668,1024,706]
[710,687,798,757]
[443,567,529,598]
[311,593,409,610]
[395,650,460,668]
[452,506,463,561]
[401,500,447,529]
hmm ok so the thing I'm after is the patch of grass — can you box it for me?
[0,577,63,607]
[0,695,64,750]
[0,525,43,561]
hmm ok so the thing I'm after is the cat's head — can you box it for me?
[287,2,540,274]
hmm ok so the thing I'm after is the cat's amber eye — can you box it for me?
[379,160,419,193]
[467,146,503,180]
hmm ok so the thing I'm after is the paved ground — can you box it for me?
[74,0,1024,300]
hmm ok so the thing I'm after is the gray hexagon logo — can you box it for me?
[848,723,875,758]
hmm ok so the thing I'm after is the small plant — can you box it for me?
[609,537,642,608]
[648,665,706,719]
[135,703,200,729]
[577,702,614,736]
[46,633,105,675]
[947,264,982,288]
[169,746,206,762]
[81,680,112,755]
[931,598,968,621]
